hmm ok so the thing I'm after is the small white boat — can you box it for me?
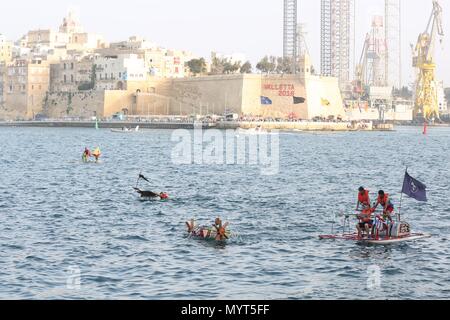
[237,125,270,135]
[111,126,140,133]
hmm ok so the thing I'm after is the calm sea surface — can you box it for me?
[0,126,449,299]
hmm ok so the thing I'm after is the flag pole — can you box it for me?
[398,167,408,222]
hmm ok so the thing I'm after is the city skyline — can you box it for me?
[0,0,449,86]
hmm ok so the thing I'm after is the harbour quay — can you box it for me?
[0,119,393,131]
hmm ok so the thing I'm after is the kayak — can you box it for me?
[319,233,431,245]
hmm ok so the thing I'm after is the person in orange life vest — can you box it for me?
[372,190,394,222]
[356,186,371,211]
[355,187,373,238]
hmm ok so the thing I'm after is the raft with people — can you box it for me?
[186,218,231,241]
[319,214,431,245]
[319,171,432,245]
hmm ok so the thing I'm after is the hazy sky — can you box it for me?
[0,0,448,86]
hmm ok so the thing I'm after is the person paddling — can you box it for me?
[159,192,169,200]
[213,217,229,241]
[82,147,91,162]
[356,208,374,239]
[92,147,101,163]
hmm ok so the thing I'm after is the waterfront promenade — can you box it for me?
[0,119,388,131]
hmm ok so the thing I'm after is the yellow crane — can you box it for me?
[412,0,444,121]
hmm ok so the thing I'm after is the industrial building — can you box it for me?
[320,0,353,88]
[385,0,401,89]
[283,0,298,63]
[320,0,402,90]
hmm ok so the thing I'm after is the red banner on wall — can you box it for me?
[263,84,295,97]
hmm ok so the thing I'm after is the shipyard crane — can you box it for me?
[354,16,387,96]
[412,0,444,121]
[354,33,370,95]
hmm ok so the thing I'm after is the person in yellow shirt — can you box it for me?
[92,147,101,163]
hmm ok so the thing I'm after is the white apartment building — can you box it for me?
[145,48,196,78]
[94,54,147,90]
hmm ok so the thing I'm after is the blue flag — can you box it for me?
[402,171,427,202]
[261,96,272,105]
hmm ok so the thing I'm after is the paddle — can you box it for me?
[135,170,142,189]
[139,174,151,184]
[135,170,154,189]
